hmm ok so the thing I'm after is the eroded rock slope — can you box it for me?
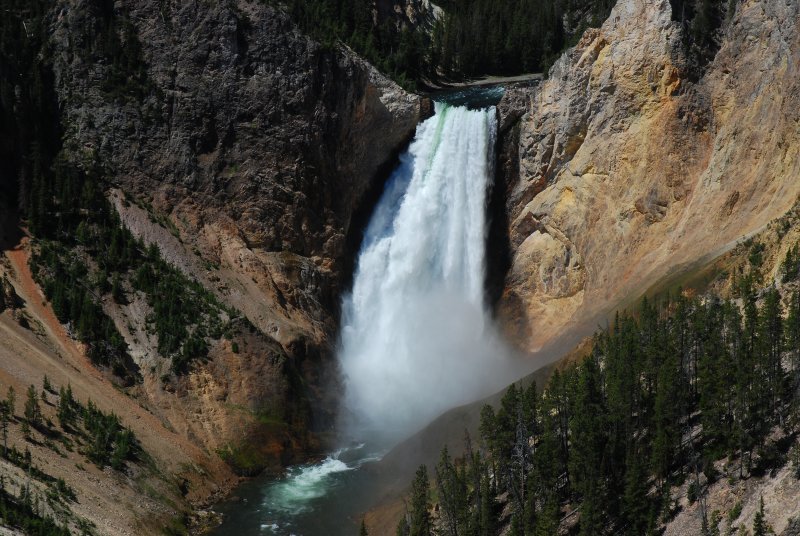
[0,0,422,531]
[499,0,800,354]
[49,0,421,456]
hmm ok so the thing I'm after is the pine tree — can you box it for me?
[477,469,498,536]
[509,401,531,520]
[23,385,42,429]
[6,387,15,417]
[57,385,75,429]
[753,495,767,536]
[359,519,368,536]
[622,447,650,535]
[782,244,799,282]
[652,351,682,480]
[495,383,520,470]
[42,375,52,394]
[20,419,31,439]
[534,496,559,536]
[110,429,132,470]
[705,510,721,536]
[111,272,125,304]
[436,446,467,536]
[788,289,800,414]
[0,400,9,457]
[409,465,432,536]
[759,287,784,425]
[569,355,608,536]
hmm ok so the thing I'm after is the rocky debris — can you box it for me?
[375,0,443,34]
[500,0,800,354]
[0,275,21,311]
[784,517,800,536]
[664,444,800,535]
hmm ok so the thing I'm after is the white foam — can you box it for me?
[265,456,354,515]
[339,102,524,442]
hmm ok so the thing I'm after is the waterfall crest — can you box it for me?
[339,102,520,441]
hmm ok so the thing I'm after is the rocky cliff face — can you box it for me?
[498,0,800,354]
[375,0,442,33]
[13,0,421,510]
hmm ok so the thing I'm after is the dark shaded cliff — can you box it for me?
[0,0,423,531]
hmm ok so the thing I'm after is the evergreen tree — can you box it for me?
[110,428,132,470]
[111,272,125,304]
[435,446,468,536]
[57,385,76,429]
[6,387,15,417]
[409,465,432,536]
[0,400,10,457]
[479,470,498,536]
[622,447,650,535]
[652,350,682,480]
[781,244,799,282]
[20,419,31,439]
[753,495,767,536]
[23,386,42,429]
[42,375,52,394]
[788,289,800,411]
[760,287,785,425]
[399,263,799,536]
[569,355,608,536]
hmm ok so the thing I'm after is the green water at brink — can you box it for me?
[433,85,505,109]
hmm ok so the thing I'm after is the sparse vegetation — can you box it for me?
[27,159,237,378]
[3,0,234,380]
[0,378,136,533]
[0,483,71,536]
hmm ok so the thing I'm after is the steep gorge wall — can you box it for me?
[498,0,800,355]
[0,0,422,511]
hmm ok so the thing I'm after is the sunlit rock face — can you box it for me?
[499,0,800,355]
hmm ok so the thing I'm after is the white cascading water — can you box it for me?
[339,101,523,441]
[210,95,525,536]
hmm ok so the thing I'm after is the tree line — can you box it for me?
[430,0,615,78]
[275,0,741,87]
[263,0,618,87]
[397,266,800,535]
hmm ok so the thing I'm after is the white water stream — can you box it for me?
[339,101,522,441]
[212,94,525,536]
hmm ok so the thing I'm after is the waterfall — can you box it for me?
[339,102,521,441]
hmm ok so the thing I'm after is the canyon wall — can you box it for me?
[48,0,422,454]
[498,0,800,355]
[0,0,422,531]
